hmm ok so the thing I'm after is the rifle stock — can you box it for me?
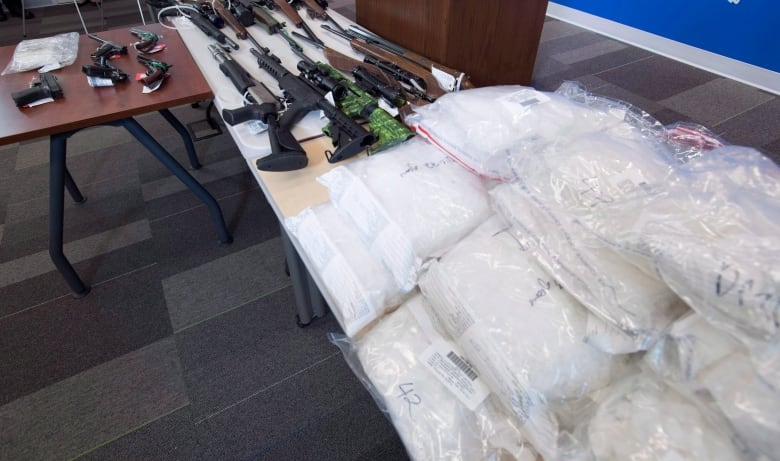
[209,43,308,172]
[213,0,247,39]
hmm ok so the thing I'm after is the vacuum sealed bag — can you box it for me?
[418,216,620,460]
[318,137,492,292]
[285,203,407,337]
[331,294,538,461]
[587,371,745,461]
[406,81,664,181]
[2,32,79,75]
[645,313,780,461]
[491,181,686,354]
[589,145,780,381]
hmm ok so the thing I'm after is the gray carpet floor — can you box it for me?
[1,1,778,460]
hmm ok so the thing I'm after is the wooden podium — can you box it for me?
[355,0,549,87]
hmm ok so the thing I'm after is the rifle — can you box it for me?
[321,25,447,101]
[268,0,324,46]
[238,46,375,163]
[346,24,474,91]
[296,0,347,35]
[211,44,308,172]
[186,5,239,50]
[296,57,414,153]
[212,0,268,51]
[319,46,413,108]
[236,0,303,52]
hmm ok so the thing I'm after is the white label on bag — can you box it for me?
[247,120,269,135]
[430,66,456,92]
[421,339,490,411]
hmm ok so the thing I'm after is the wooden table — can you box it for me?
[0,23,232,296]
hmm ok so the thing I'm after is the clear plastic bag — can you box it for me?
[284,203,409,337]
[330,294,538,461]
[285,203,405,336]
[317,137,492,292]
[645,313,780,461]
[1,32,80,75]
[589,145,780,381]
[587,370,744,461]
[418,216,621,460]
[491,181,687,354]
[664,121,727,163]
[406,81,667,182]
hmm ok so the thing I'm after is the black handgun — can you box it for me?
[88,33,128,59]
[12,72,64,107]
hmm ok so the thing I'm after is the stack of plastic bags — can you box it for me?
[285,203,406,337]
[645,313,780,461]
[331,293,538,461]
[418,216,621,459]
[586,369,745,461]
[294,79,779,460]
[318,137,492,292]
[585,145,780,383]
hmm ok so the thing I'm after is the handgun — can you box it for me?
[88,33,128,59]
[12,72,64,107]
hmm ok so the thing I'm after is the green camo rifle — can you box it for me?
[296,57,413,154]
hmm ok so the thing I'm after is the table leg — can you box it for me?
[118,117,233,244]
[49,133,91,297]
[64,167,87,204]
[158,108,202,170]
[280,223,326,327]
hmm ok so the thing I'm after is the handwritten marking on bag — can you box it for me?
[397,382,421,419]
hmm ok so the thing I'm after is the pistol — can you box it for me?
[12,72,64,107]
[88,33,128,59]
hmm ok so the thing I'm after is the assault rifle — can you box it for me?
[296,56,413,153]
[211,44,308,172]
[320,24,447,101]
[224,46,375,164]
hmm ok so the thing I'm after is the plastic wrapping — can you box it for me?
[664,121,727,163]
[330,294,538,461]
[418,216,620,460]
[406,81,667,181]
[317,137,492,292]
[491,181,686,354]
[645,313,780,461]
[587,370,744,461]
[588,145,780,381]
[284,203,408,337]
[1,32,80,75]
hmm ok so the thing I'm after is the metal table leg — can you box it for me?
[117,117,232,244]
[158,108,202,170]
[49,133,90,297]
[280,223,327,326]
[64,166,86,204]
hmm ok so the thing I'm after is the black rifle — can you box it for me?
[188,7,239,50]
[211,44,307,172]
[225,46,375,164]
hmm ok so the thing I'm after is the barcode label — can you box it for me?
[420,339,490,411]
[446,351,478,381]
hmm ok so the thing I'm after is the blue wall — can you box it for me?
[551,0,780,73]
